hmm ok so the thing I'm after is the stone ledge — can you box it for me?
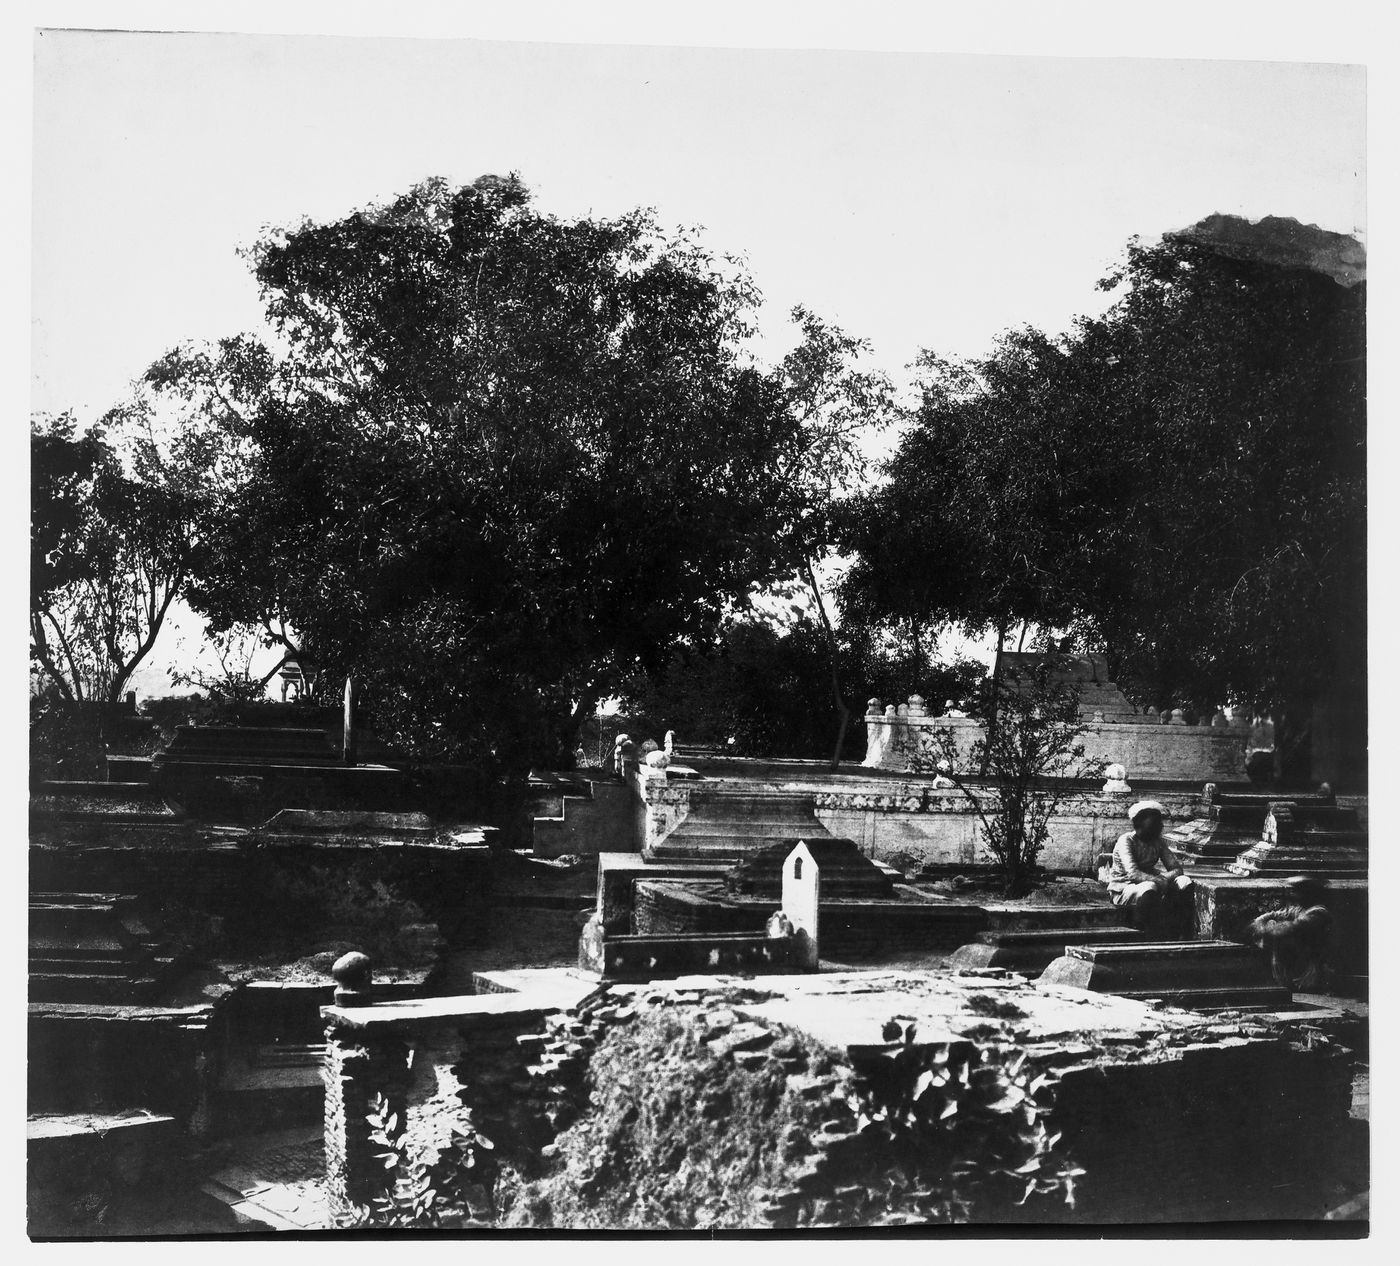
[321,984,596,1033]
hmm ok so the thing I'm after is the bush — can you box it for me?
[919,654,1103,897]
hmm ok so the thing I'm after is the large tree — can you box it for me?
[149,175,809,773]
[842,218,1365,778]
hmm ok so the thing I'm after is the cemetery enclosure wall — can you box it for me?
[864,712,1251,782]
[812,788,1203,874]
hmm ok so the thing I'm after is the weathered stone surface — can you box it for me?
[948,927,1148,975]
[1228,802,1368,877]
[28,893,183,1005]
[1037,939,1291,1011]
[726,836,892,900]
[647,787,835,861]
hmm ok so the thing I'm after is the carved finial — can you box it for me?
[331,950,373,1006]
[1103,763,1132,794]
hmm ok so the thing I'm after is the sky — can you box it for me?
[21,17,1371,693]
[32,32,1365,423]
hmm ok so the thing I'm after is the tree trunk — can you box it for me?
[980,616,1009,778]
[803,557,849,772]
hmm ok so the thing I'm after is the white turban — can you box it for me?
[1128,799,1166,823]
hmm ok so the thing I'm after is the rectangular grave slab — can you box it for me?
[948,927,1149,975]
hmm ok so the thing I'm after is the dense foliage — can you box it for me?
[139,175,847,775]
[615,615,985,763]
[843,228,1365,772]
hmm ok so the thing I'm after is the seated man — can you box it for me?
[1249,876,1332,990]
[1105,800,1194,935]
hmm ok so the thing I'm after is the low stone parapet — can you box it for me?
[862,697,1250,782]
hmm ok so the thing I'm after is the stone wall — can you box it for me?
[862,700,1250,782]
[814,786,1204,875]
[629,770,1204,877]
[531,779,637,858]
[331,972,1362,1228]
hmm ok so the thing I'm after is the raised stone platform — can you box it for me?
[646,786,835,861]
[249,808,439,846]
[150,725,410,819]
[30,781,183,826]
[1038,939,1291,1011]
[724,837,893,899]
[632,878,989,960]
[862,658,1251,781]
[1229,803,1368,877]
[1193,874,1368,985]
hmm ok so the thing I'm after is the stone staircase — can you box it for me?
[648,788,834,862]
[528,771,633,858]
[29,893,182,1004]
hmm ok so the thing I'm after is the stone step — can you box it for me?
[29,956,145,975]
[28,972,165,1004]
[666,821,831,838]
[1228,844,1368,877]
[949,928,1148,975]
[1038,939,1278,994]
[1116,985,1296,1012]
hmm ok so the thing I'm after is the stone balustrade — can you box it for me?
[862,695,1250,782]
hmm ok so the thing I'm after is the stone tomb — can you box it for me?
[644,785,836,862]
[1229,802,1368,877]
[947,926,1147,977]
[1038,939,1292,1012]
[579,841,823,981]
[1169,785,1337,866]
[320,967,1362,1225]
[150,725,409,820]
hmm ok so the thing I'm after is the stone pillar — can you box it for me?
[321,952,410,1216]
[783,842,820,970]
[322,1021,412,1216]
[342,677,358,767]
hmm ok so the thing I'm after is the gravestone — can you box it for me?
[783,842,820,969]
[725,837,892,900]
[1228,803,1368,877]
[342,678,357,767]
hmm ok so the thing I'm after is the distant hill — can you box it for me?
[1165,214,1365,287]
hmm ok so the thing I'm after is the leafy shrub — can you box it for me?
[918,655,1103,896]
[336,1093,498,1229]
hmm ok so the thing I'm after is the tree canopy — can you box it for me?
[146,175,823,771]
[842,225,1365,758]
[30,413,194,703]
